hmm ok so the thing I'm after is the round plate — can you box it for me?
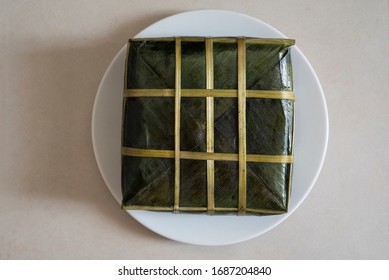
[92,10,328,246]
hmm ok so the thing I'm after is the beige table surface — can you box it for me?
[1,0,388,259]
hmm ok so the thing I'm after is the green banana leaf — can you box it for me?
[122,37,294,215]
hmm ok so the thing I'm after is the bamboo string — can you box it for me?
[121,147,293,163]
[205,38,215,214]
[123,89,295,100]
[237,38,247,215]
[174,38,181,212]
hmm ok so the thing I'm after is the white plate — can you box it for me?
[92,10,328,246]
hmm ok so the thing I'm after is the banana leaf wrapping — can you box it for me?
[121,37,295,215]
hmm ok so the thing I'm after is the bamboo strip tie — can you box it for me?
[123,89,295,100]
[205,38,215,214]
[174,38,181,212]
[121,147,293,163]
[237,38,247,215]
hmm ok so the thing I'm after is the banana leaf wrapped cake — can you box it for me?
[121,37,295,215]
